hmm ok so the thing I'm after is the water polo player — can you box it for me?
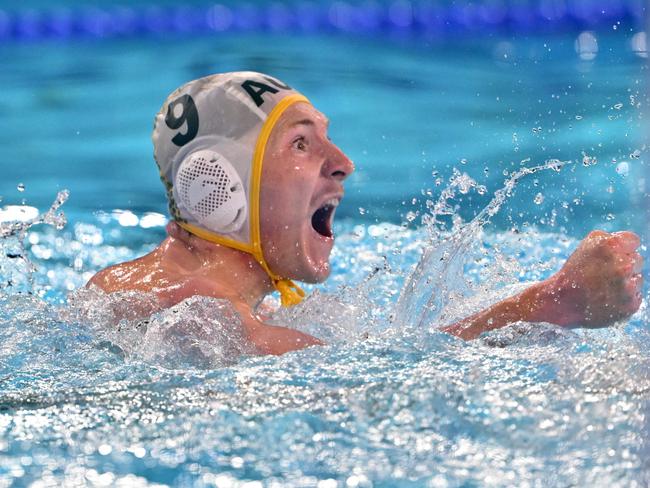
[89,71,643,353]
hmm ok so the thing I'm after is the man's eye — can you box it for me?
[293,137,307,151]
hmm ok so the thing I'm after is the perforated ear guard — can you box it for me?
[173,149,247,234]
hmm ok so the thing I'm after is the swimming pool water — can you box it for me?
[0,25,649,487]
[1,213,649,486]
[0,30,646,232]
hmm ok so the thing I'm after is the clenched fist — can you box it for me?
[542,230,643,328]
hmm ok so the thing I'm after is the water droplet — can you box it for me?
[534,193,544,205]
[630,149,641,159]
[582,154,597,166]
[575,115,583,120]
[17,183,25,192]
[533,178,539,187]
[460,158,468,165]
[358,207,366,215]
[606,213,615,221]
[405,211,417,222]
[616,161,629,177]
[98,444,112,455]
[613,102,623,110]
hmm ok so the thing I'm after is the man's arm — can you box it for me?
[441,281,553,340]
[442,230,643,340]
[247,320,324,355]
[228,298,324,356]
[239,231,642,351]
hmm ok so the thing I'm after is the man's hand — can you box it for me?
[537,230,643,328]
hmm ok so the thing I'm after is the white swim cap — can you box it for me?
[152,71,310,306]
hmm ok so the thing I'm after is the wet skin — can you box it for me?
[260,102,354,283]
[442,230,643,339]
[89,104,644,353]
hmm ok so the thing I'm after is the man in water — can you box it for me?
[89,72,644,354]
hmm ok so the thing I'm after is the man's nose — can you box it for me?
[322,142,355,181]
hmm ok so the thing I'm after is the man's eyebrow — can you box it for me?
[289,117,330,128]
[290,119,316,127]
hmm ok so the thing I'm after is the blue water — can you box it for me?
[0,27,649,486]
[1,31,646,231]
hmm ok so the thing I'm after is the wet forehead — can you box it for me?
[276,102,329,131]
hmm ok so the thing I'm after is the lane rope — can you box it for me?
[0,1,645,42]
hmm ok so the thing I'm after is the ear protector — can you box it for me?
[173,149,247,234]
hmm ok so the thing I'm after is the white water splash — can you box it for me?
[65,287,253,368]
[271,259,393,344]
[0,190,68,238]
[0,190,69,293]
[395,159,573,332]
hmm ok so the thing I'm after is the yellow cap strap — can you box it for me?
[274,279,306,307]
[178,220,306,306]
[249,93,310,307]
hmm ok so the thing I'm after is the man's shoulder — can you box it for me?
[86,253,160,294]
[86,265,118,292]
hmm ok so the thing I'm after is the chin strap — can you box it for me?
[177,221,307,307]
[253,250,305,307]
[274,278,306,307]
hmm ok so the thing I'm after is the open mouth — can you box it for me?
[311,201,337,238]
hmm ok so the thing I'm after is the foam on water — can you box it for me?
[0,170,649,486]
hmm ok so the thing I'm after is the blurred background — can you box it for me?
[0,0,647,238]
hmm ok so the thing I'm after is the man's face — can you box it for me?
[260,102,354,283]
